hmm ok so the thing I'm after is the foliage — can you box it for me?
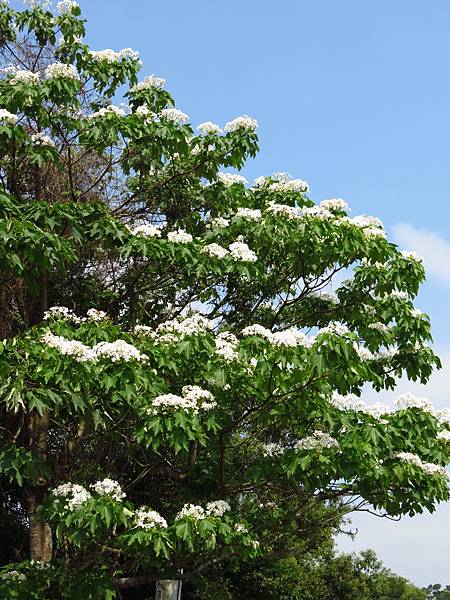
[0,0,449,596]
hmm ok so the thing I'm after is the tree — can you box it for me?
[0,1,449,597]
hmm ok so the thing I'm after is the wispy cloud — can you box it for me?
[393,223,450,286]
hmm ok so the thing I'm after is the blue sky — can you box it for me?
[21,0,450,586]
[83,0,450,587]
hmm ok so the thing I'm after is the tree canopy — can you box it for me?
[0,1,449,598]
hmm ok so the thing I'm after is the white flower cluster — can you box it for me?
[176,503,206,520]
[401,250,423,262]
[86,308,107,322]
[216,172,248,187]
[235,207,262,220]
[45,62,79,80]
[31,132,55,147]
[205,500,231,517]
[91,478,126,501]
[90,48,139,62]
[310,290,339,304]
[396,452,448,478]
[160,108,189,123]
[437,430,450,442]
[210,216,230,228]
[135,507,168,529]
[202,240,257,262]
[43,306,80,323]
[265,201,300,220]
[395,393,434,414]
[134,105,154,119]
[320,198,349,212]
[224,115,258,133]
[24,0,50,8]
[234,522,248,534]
[148,386,216,415]
[135,314,213,344]
[90,105,125,118]
[93,340,148,362]
[347,215,386,239]
[167,228,193,243]
[130,75,165,92]
[129,223,162,238]
[262,442,285,457]
[318,322,350,336]
[269,173,309,193]
[42,333,148,363]
[302,206,332,219]
[56,0,78,13]
[242,324,315,348]
[330,392,391,420]
[10,69,40,84]
[52,482,92,510]
[1,571,26,582]
[202,243,230,259]
[368,322,390,334]
[0,108,18,124]
[294,430,339,451]
[228,241,257,262]
[197,121,222,135]
[215,331,239,362]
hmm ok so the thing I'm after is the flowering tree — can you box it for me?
[0,1,449,598]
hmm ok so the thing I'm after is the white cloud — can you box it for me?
[393,223,450,286]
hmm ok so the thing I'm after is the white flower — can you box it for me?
[318,322,350,336]
[160,108,189,123]
[215,332,239,362]
[242,324,273,339]
[216,172,248,187]
[135,507,168,529]
[396,452,448,478]
[350,215,384,229]
[410,307,423,318]
[269,178,309,193]
[176,504,206,520]
[86,308,107,322]
[235,207,261,221]
[197,121,222,136]
[147,314,213,343]
[234,522,248,533]
[130,75,165,92]
[182,385,217,410]
[149,387,216,415]
[310,290,339,304]
[320,198,349,212]
[266,201,300,220]
[302,206,332,219]
[53,482,92,510]
[90,48,139,63]
[401,250,423,262]
[0,108,18,124]
[329,392,390,421]
[42,332,95,362]
[210,216,230,229]
[224,115,258,133]
[135,105,154,118]
[31,133,55,147]
[56,0,78,13]
[130,223,162,238]
[368,322,390,334]
[202,243,229,259]
[1,571,26,582]
[271,329,314,348]
[45,62,79,80]
[90,105,125,118]
[24,0,51,8]
[206,500,231,517]
[93,340,148,362]
[43,306,82,323]
[262,442,285,457]
[91,478,126,501]
[353,342,375,361]
[294,430,339,451]
[437,430,450,442]
[10,69,40,84]
[228,241,257,262]
[395,393,434,414]
[167,228,193,243]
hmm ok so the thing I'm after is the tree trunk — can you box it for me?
[26,269,52,562]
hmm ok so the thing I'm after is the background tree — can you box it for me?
[0,1,449,598]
